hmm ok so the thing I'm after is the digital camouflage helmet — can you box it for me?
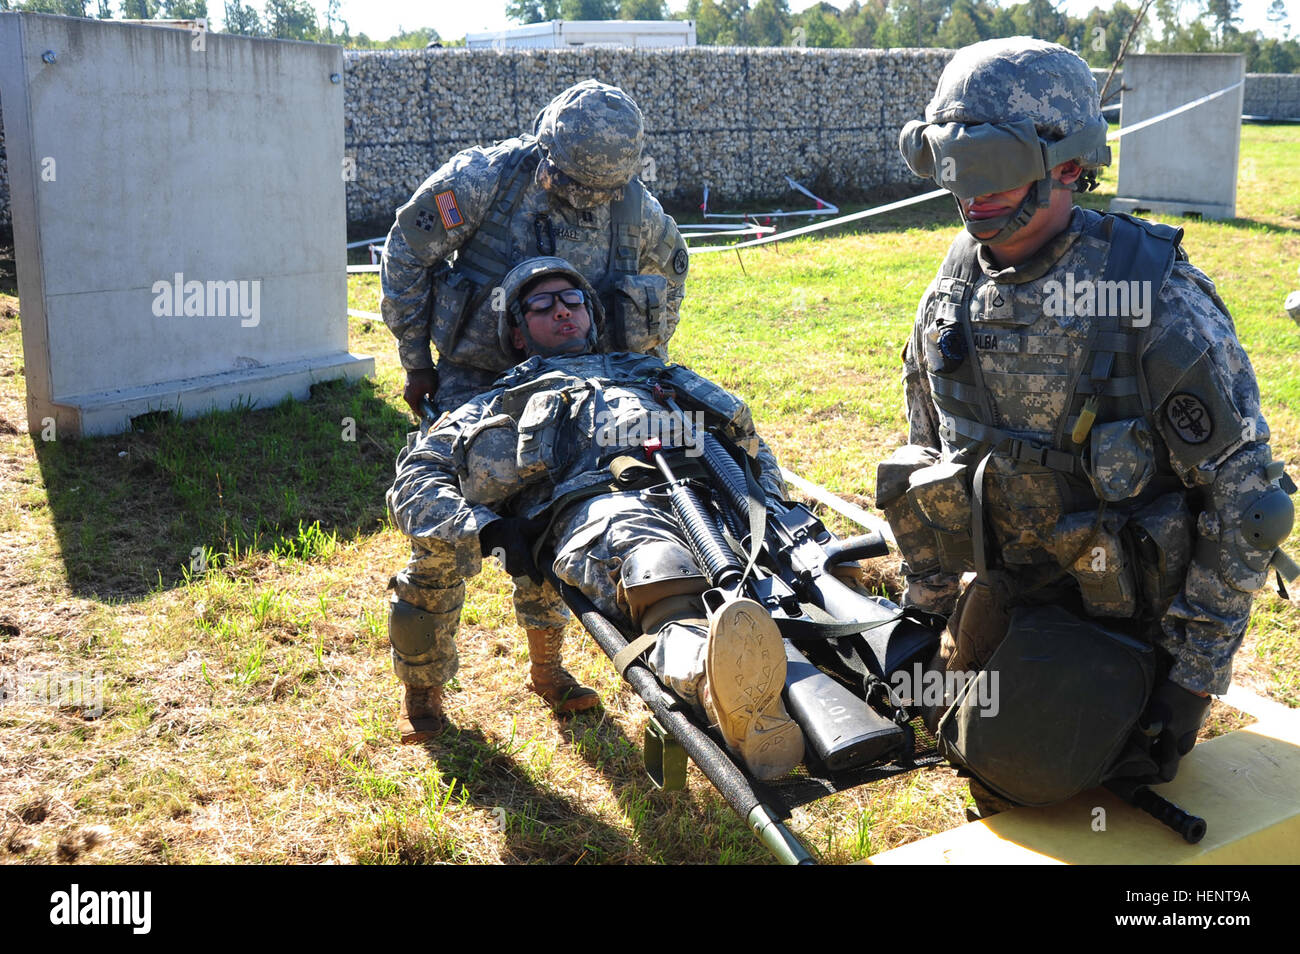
[497,256,605,361]
[899,37,1112,245]
[535,80,645,206]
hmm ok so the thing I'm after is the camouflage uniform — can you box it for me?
[381,90,689,403]
[381,81,690,646]
[883,39,1290,702]
[386,352,786,698]
[894,207,1275,695]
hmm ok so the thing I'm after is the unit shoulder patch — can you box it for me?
[1166,392,1212,445]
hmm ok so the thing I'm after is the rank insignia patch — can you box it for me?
[434,190,463,229]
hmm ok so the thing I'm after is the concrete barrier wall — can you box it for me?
[1,13,369,436]
[2,52,1298,231]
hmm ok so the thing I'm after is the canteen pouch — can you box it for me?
[876,444,944,577]
[908,460,976,574]
[1055,510,1138,617]
[1126,492,1194,618]
[937,603,1156,807]
[1086,417,1156,503]
[605,274,669,354]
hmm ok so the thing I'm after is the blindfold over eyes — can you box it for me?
[900,118,1109,198]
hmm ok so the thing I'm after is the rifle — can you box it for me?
[1104,776,1207,844]
[643,435,921,773]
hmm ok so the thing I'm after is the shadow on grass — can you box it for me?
[410,721,640,864]
[561,711,774,864]
[32,376,413,601]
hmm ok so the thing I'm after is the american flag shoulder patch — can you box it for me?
[434,190,464,229]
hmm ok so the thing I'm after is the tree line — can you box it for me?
[0,0,451,48]
[3,1,1297,72]
[509,0,1298,73]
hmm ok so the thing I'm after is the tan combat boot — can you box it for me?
[525,627,600,714]
[702,596,804,781]
[398,683,445,743]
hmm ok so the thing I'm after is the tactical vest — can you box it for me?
[431,138,646,373]
[488,353,766,521]
[900,212,1196,619]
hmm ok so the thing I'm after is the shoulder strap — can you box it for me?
[453,140,542,289]
[1061,213,1183,443]
[926,233,1009,448]
[607,177,645,281]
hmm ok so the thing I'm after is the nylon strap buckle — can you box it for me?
[1006,438,1048,467]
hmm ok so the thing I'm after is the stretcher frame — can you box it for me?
[544,559,943,866]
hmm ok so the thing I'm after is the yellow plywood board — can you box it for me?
[867,718,1300,865]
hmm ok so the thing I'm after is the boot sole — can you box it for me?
[705,598,804,780]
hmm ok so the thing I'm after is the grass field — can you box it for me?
[0,123,1296,864]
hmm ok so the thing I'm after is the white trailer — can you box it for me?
[466,19,696,50]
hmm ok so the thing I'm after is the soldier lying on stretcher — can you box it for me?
[385,256,806,779]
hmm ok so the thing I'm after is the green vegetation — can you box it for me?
[0,123,1295,864]
[7,2,1296,70]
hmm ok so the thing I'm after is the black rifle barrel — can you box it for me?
[701,433,753,519]
[1105,779,1207,844]
[650,447,743,591]
[669,438,906,771]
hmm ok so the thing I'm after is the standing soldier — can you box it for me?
[877,38,1294,811]
[380,79,690,741]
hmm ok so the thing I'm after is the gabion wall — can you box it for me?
[1244,73,1300,119]
[340,47,953,225]
[2,54,1298,231]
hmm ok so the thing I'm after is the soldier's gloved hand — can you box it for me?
[478,518,544,585]
[1146,681,1212,783]
[404,368,439,418]
[1106,682,1211,787]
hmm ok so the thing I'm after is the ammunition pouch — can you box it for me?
[877,445,975,576]
[1127,493,1194,618]
[909,460,975,573]
[515,388,576,482]
[604,274,669,354]
[1054,489,1194,620]
[937,603,1156,807]
[430,269,479,364]
[1055,510,1137,617]
[876,445,942,577]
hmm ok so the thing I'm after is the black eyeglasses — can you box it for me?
[523,288,587,315]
